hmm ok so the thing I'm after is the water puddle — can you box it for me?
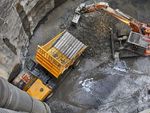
[79,78,94,93]
[113,59,128,73]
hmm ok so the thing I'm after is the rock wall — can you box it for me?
[16,0,67,36]
[0,0,66,80]
[0,0,29,80]
[16,0,55,35]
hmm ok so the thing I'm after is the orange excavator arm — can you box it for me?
[72,2,150,36]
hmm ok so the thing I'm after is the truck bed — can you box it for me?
[35,31,87,78]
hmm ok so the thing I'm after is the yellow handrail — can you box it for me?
[37,46,62,68]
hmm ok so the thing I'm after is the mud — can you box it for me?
[28,0,150,113]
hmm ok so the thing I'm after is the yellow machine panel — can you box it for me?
[35,31,87,78]
[27,79,52,101]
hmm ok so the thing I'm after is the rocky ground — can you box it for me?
[27,0,150,113]
[0,0,29,80]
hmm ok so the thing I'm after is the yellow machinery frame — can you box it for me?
[35,31,87,78]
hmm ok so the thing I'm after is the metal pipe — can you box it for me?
[60,33,72,52]
[56,32,70,50]
[64,37,77,56]
[66,40,80,57]
[0,108,28,113]
[64,39,78,57]
[69,42,83,59]
[54,32,68,49]
[59,33,73,52]
[67,40,81,57]
[60,35,75,54]
[54,32,69,49]
[53,32,65,48]
[0,77,51,113]
[68,41,82,58]
[70,43,84,58]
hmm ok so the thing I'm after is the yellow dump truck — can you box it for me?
[36,31,87,78]
[12,31,87,101]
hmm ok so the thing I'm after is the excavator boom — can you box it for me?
[72,2,150,35]
[77,2,131,25]
[72,2,150,56]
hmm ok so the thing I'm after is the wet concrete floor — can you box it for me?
[28,0,150,113]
